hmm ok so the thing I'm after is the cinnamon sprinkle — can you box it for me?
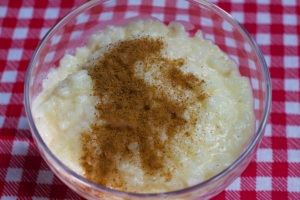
[80,36,206,190]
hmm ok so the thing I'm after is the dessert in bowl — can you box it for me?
[25,0,271,199]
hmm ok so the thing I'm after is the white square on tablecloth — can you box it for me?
[264,124,272,136]
[12,28,28,39]
[264,55,270,67]
[104,0,116,7]
[257,0,270,4]
[222,21,233,32]
[0,6,7,18]
[257,13,271,24]
[7,49,23,61]
[283,14,297,25]
[284,34,298,46]
[285,102,300,115]
[256,177,272,191]
[232,0,244,3]
[44,52,55,63]
[231,12,244,23]
[201,17,213,27]
[125,12,139,19]
[37,170,54,184]
[257,148,273,162]
[254,98,259,110]
[70,31,82,40]
[76,13,89,25]
[32,197,49,200]
[151,13,164,21]
[288,177,300,192]
[128,0,141,5]
[1,71,17,83]
[286,125,300,138]
[226,177,241,190]
[176,15,189,21]
[284,56,299,68]
[288,150,300,163]
[0,116,4,128]
[5,168,23,182]
[44,8,60,19]
[176,0,189,9]
[256,33,270,45]
[39,28,50,39]
[230,55,239,65]
[12,140,29,156]
[244,43,251,52]
[1,196,18,200]
[18,8,33,19]
[51,35,62,45]
[284,79,299,91]
[225,37,236,48]
[153,0,165,7]
[248,59,256,69]
[99,12,113,21]
[251,78,259,90]
[17,117,30,130]
[0,93,11,104]
[205,34,215,42]
[282,0,296,6]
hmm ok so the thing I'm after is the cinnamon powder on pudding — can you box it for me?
[80,36,206,190]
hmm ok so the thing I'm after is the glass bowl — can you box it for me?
[24,0,271,199]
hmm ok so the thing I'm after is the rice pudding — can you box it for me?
[32,19,254,193]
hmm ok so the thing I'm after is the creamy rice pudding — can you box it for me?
[32,19,254,193]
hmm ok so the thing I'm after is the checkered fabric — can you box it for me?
[0,0,299,199]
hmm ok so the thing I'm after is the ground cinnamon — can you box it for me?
[80,36,206,190]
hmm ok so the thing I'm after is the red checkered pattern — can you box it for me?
[0,0,299,199]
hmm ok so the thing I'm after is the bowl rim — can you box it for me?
[24,0,272,198]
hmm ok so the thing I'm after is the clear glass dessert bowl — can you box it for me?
[24,0,271,199]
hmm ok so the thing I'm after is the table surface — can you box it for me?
[0,0,299,199]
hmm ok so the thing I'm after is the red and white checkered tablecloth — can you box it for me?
[0,0,299,199]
